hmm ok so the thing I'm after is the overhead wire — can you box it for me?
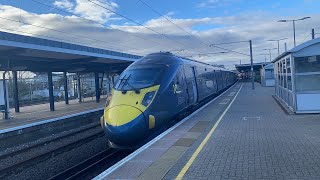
[88,0,202,54]
[0,16,143,53]
[302,32,312,42]
[9,0,251,57]
[137,0,250,57]
[209,40,250,45]
[0,26,143,55]
[185,51,228,58]
[30,0,169,52]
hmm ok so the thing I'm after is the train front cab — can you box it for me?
[101,64,166,148]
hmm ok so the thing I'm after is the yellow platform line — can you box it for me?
[175,84,243,180]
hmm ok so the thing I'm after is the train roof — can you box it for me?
[139,52,232,72]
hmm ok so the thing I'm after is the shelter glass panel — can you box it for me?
[295,74,320,92]
[287,75,292,91]
[295,56,320,73]
[282,60,286,74]
[286,58,291,74]
[283,75,287,88]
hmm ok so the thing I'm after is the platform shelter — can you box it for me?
[260,63,275,87]
[273,38,320,113]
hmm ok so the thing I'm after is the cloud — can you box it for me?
[54,0,74,11]
[197,0,219,8]
[197,0,240,8]
[0,4,319,70]
[111,17,214,35]
[53,0,119,23]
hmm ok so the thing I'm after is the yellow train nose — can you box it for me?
[104,105,143,126]
[103,105,148,147]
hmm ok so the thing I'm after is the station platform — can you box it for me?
[0,96,106,131]
[95,82,320,179]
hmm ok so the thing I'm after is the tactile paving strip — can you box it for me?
[188,121,210,132]
[173,138,196,147]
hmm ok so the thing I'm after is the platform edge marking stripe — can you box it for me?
[0,108,104,134]
[93,82,238,180]
[175,83,243,180]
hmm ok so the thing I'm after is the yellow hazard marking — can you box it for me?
[104,85,160,126]
[175,84,243,179]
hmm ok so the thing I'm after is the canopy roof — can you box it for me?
[0,31,142,72]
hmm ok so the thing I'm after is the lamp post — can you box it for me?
[278,17,311,47]
[263,48,277,62]
[267,38,288,55]
[249,40,254,90]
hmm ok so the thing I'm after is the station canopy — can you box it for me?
[0,31,142,72]
[235,62,270,72]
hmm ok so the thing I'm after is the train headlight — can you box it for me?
[142,91,155,107]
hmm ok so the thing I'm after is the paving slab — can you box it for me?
[165,83,320,179]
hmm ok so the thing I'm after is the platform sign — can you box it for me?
[0,80,9,114]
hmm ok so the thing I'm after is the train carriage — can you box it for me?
[100,52,237,149]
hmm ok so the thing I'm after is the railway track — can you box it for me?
[49,148,132,180]
[0,110,103,151]
[0,125,104,179]
[0,122,100,160]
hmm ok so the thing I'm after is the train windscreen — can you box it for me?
[115,66,165,91]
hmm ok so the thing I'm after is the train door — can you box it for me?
[183,65,198,105]
[214,70,219,93]
[192,67,198,103]
[221,71,225,89]
[217,70,223,91]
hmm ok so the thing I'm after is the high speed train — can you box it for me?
[100,52,237,149]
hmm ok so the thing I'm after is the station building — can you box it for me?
[273,38,320,113]
[260,63,275,87]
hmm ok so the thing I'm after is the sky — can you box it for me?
[0,0,320,69]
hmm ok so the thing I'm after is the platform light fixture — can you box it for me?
[263,48,277,62]
[278,17,311,47]
[267,38,288,55]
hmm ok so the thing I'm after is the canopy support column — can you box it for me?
[13,71,20,112]
[48,72,55,111]
[95,72,100,103]
[77,73,82,103]
[63,72,69,104]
